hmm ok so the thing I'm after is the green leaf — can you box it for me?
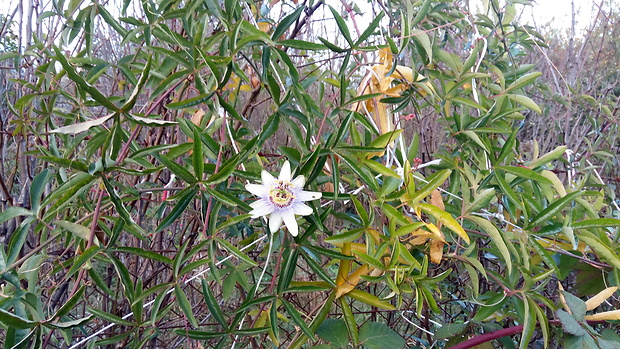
[112,247,173,264]
[0,308,39,329]
[304,245,356,260]
[102,177,145,237]
[192,127,203,180]
[463,130,490,152]
[53,285,86,319]
[557,309,587,336]
[282,299,315,341]
[358,322,405,349]
[505,72,542,93]
[434,323,467,340]
[206,187,251,211]
[204,155,242,186]
[0,206,33,225]
[55,220,99,245]
[316,319,349,348]
[277,248,300,294]
[410,0,432,27]
[451,97,487,111]
[38,156,89,172]
[338,154,378,192]
[495,166,553,185]
[527,145,567,168]
[468,216,511,272]
[87,307,134,326]
[166,91,215,110]
[45,315,93,329]
[278,39,325,51]
[339,297,359,345]
[155,186,198,233]
[325,228,365,244]
[154,153,197,184]
[216,237,258,267]
[571,218,620,230]
[526,191,583,229]
[495,170,524,211]
[174,284,198,328]
[66,246,102,279]
[562,291,587,321]
[232,327,271,336]
[122,55,151,112]
[344,93,383,108]
[407,169,451,205]
[201,278,229,330]
[352,250,385,270]
[368,129,404,149]
[328,6,352,45]
[577,233,620,269]
[6,218,33,266]
[300,251,337,287]
[354,12,384,46]
[173,329,226,340]
[464,188,495,215]
[318,37,346,52]
[235,296,277,314]
[109,254,135,301]
[272,6,304,40]
[506,94,541,113]
[30,169,50,213]
[363,160,400,178]
[519,298,537,349]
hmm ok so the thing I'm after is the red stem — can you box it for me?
[448,320,607,349]
[447,325,524,349]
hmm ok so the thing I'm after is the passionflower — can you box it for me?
[245,161,322,237]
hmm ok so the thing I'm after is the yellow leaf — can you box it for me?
[255,310,269,327]
[417,203,470,244]
[191,109,205,126]
[424,223,444,241]
[585,286,618,311]
[335,265,370,298]
[430,239,444,264]
[557,282,571,314]
[409,233,432,245]
[257,21,272,33]
[584,309,620,321]
[347,289,396,310]
[335,243,352,287]
[430,189,445,211]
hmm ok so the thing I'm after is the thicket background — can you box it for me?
[1,0,620,348]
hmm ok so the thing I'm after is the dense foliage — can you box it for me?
[0,0,619,348]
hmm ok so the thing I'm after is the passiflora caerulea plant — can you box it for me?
[0,0,619,348]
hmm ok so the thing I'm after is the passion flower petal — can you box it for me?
[281,210,299,237]
[269,211,283,233]
[297,190,322,201]
[278,161,292,181]
[246,183,269,197]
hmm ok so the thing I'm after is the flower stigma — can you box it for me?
[269,180,296,208]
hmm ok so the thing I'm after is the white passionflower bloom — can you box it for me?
[245,161,322,237]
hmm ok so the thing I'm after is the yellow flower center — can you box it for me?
[269,180,295,208]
